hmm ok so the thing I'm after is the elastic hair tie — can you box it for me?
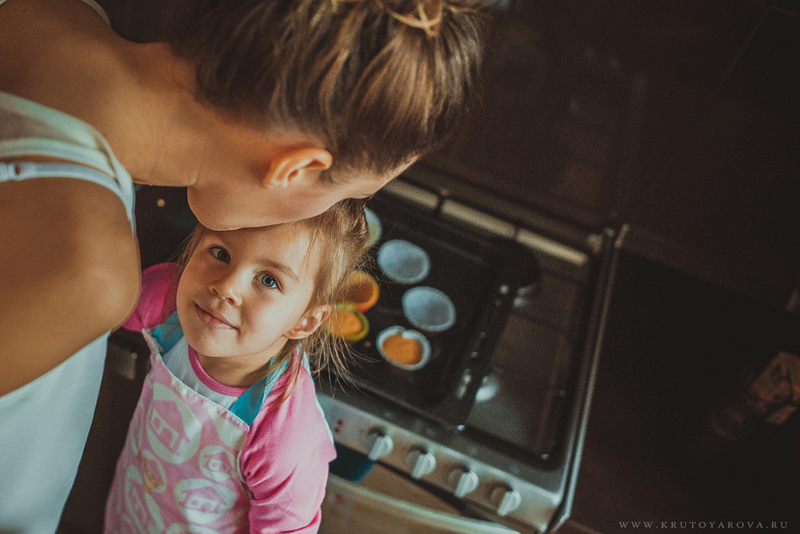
[373,0,444,37]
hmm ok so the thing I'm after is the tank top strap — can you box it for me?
[76,0,111,25]
[0,161,135,226]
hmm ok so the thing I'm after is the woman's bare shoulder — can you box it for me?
[0,0,120,101]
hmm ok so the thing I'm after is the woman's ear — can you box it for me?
[264,147,333,188]
[285,305,331,340]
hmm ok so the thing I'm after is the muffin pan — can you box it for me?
[337,194,539,427]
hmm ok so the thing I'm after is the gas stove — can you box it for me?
[317,166,620,533]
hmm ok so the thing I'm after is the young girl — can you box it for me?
[104,200,368,533]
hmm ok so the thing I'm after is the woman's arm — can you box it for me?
[0,177,140,396]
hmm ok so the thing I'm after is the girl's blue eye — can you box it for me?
[257,273,278,289]
[210,246,230,263]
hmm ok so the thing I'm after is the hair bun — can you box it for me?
[171,0,488,176]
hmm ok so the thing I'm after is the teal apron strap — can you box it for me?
[150,310,183,353]
[230,359,289,426]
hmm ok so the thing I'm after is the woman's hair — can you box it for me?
[178,198,369,403]
[168,0,490,178]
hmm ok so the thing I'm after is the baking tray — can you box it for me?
[337,194,539,427]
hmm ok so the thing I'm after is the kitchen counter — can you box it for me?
[619,0,800,310]
[422,0,800,310]
[565,251,799,533]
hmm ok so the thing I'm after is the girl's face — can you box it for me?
[176,226,326,363]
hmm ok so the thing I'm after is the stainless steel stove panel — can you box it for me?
[317,390,562,533]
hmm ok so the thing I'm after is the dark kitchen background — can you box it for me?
[73,1,800,532]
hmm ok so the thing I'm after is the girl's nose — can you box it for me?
[210,271,245,305]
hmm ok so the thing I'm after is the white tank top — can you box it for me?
[0,2,135,534]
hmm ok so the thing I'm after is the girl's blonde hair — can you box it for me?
[178,199,369,404]
[168,0,489,178]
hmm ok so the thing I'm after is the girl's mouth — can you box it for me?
[195,304,236,330]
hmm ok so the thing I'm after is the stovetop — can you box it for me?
[332,193,540,428]
[318,171,620,533]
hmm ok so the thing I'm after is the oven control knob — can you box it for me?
[447,467,479,498]
[406,448,437,479]
[491,485,522,517]
[364,431,394,461]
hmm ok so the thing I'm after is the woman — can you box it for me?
[0,0,487,532]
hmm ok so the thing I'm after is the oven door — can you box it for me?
[321,466,520,534]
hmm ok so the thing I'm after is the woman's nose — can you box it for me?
[210,271,245,304]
